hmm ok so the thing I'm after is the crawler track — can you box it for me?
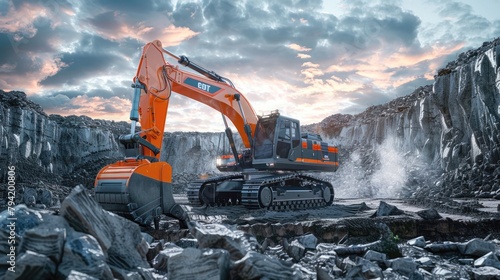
[187,173,334,211]
[187,174,244,206]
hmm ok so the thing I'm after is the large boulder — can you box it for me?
[60,185,150,270]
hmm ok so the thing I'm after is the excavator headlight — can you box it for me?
[216,158,222,166]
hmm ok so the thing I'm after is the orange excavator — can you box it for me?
[94,40,339,229]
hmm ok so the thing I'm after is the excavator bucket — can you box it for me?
[94,159,189,229]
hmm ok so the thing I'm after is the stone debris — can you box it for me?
[189,221,259,260]
[167,247,230,280]
[474,252,500,269]
[0,186,151,279]
[472,266,500,280]
[232,251,303,280]
[407,236,427,248]
[371,200,404,217]
[1,194,500,279]
[416,208,443,220]
[461,238,497,257]
[151,243,184,271]
[9,250,57,280]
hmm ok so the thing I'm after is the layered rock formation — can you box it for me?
[306,38,500,199]
[161,131,243,175]
[311,38,500,169]
[0,91,128,185]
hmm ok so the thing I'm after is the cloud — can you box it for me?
[39,50,128,87]
[85,11,199,47]
[32,93,131,120]
[0,0,498,132]
[286,43,312,52]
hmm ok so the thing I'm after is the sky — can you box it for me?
[1,0,499,132]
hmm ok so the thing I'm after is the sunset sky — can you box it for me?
[1,0,499,132]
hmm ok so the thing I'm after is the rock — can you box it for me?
[19,225,65,264]
[409,269,432,280]
[371,201,404,217]
[232,251,302,280]
[407,236,426,248]
[472,266,500,280]
[0,205,43,254]
[416,209,442,220]
[65,270,100,280]
[151,243,184,271]
[58,231,114,279]
[458,258,474,265]
[189,221,258,260]
[389,257,418,276]
[146,241,164,262]
[39,189,53,207]
[296,233,318,250]
[23,187,37,207]
[461,238,496,257]
[6,250,56,280]
[287,239,306,262]
[474,252,500,269]
[167,247,230,280]
[415,256,435,268]
[363,250,387,263]
[109,265,154,280]
[316,266,334,280]
[432,265,459,278]
[316,243,337,253]
[141,232,154,244]
[367,223,401,258]
[60,185,150,270]
[425,242,459,253]
[345,257,383,279]
[174,238,199,248]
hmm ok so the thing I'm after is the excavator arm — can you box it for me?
[94,40,259,229]
[130,40,258,159]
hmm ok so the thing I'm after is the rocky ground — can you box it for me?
[1,185,500,279]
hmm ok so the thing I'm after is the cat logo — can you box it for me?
[184,77,221,94]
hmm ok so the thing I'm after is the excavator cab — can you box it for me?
[252,111,338,172]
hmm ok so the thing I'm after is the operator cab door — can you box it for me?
[276,119,300,159]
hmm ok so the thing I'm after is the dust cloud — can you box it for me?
[326,137,411,199]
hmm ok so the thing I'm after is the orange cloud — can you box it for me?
[297,53,311,59]
[286,43,312,52]
[325,42,465,89]
[87,12,199,46]
[44,95,131,121]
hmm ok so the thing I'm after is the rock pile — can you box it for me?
[2,187,500,279]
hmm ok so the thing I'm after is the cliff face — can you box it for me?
[161,131,243,175]
[0,91,127,183]
[312,39,500,173]
[304,39,500,199]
